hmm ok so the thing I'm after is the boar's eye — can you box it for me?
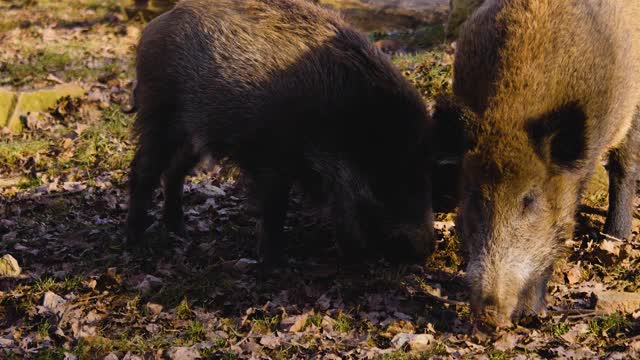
[522,194,536,211]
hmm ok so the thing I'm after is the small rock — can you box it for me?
[64,353,78,360]
[408,334,435,352]
[316,293,331,311]
[0,254,21,277]
[122,353,143,360]
[42,291,67,316]
[135,275,163,295]
[103,353,119,360]
[233,258,258,273]
[595,290,640,314]
[391,333,413,349]
[2,231,17,243]
[391,333,434,352]
[168,346,201,360]
[146,302,163,316]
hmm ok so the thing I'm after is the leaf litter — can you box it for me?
[1,0,640,359]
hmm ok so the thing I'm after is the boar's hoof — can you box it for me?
[258,250,286,267]
[126,213,155,245]
[166,220,188,239]
[256,239,286,266]
[384,230,434,264]
[409,231,435,260]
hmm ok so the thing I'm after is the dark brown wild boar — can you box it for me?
[435,0,640,327]
[126,0,434,264]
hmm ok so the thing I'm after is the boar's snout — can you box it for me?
[387,211,435,261]
[466,257,529,329]
[471,295,514,329]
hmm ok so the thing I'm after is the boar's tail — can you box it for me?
[122,80,138,114]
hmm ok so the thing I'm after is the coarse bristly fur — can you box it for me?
[126,0,435,264]
[434,0,640,326]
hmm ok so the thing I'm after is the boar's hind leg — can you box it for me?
[604,111,640,239]
[253,172,292,264]
[127,114,178,244]
[162,144,200,237]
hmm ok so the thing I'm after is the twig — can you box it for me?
[417,292,466,306]
[64,293,110,312]
[234,330,256,346]
[599,232,626,242]
[550,309,595,316]
[566,312,598,320]
[550,309,597,320]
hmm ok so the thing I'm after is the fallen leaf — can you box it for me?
[494,332,519,352]
[168,347,201,360]
[285,314,309,333]
[566,264,582,285]
[259,334,281,349]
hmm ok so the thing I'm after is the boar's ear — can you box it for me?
[430,95,477,212]
[432,95,477,163]
[526,102,587,169]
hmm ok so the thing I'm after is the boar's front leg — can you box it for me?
[162,144,200,237]
[253,171,292,265]
[331,195,368,261]
[604,110,640,239]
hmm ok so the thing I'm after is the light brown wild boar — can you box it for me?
[126,0,435,264]
[435,0,640,327]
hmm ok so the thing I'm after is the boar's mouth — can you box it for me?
[465,255,537,327]
[466,256,553,328]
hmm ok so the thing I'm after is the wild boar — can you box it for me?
[436,0,640,326]
[126,0,435,264]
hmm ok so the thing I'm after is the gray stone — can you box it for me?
[0,254,21,277]
[8,83,84,132]
[0,88,17,128]
[595,290,640,314]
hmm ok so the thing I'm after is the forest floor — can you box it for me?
[1,0,639,359]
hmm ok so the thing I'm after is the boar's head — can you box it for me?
[435,99,588,327]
